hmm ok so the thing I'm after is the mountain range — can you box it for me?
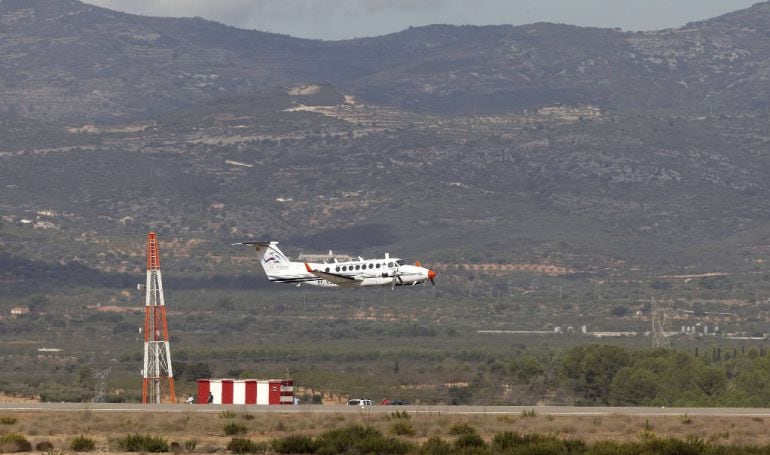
[3,0,770,294]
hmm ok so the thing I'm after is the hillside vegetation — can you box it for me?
[3,1,770,403]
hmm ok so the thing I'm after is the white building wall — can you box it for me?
[210,380,222,405]
[233,381,246,405]
[256,381,270,405]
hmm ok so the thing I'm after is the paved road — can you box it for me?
[3,403,770,417]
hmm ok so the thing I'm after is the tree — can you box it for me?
[174,362,212,381]
[609,367,659,405]
[27,295,50,313]
[610,305,630,317]
[509,356,544,383]
[561,345,631,404]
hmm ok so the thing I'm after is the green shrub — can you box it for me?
[184,439,198,451]
[642,436,706,455]
[492,431,523,450]
[272,435,317,454]
[226,438,265,454]
[315,425,412,455]
[224,422,248,436]
[220,410,237,419]
[492,431,587,453]
[563,438,587,452]
[70,435,96,452]
[448,422,477,436]
[494,432,558,449]
[0,433,32,453]
[0,416,18,424]
[420,437,452,455]
[116,433,169,452]
[453,432,486,450]
[589,440,628,455]
[389,420,416,436]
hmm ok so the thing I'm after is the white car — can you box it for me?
[346,399,373,406]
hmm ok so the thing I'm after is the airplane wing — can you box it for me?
[305,263,361,288]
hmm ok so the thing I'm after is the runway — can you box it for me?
[3,403,770,417]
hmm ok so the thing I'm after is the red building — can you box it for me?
[196,379,294,405]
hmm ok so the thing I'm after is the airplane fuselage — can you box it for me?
[306,259,431,287]
[237,241,436,288]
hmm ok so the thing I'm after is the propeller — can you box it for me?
[391,269,403,290]
[416,261,437,286]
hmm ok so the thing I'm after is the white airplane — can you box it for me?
[235,241,436,288]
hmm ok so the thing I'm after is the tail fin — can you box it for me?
[258,242,290,267]
[234,241,293,279]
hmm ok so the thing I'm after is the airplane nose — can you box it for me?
[428,270,437,280]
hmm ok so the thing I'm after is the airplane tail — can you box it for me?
[256,242,290,269]
[235,241,306,282]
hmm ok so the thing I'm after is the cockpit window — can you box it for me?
[395,259,404,266]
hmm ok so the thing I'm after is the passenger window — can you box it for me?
[355,265,360,270]
[325,268,330,273]
[388,262,394,267]
[335,267,340,272]
[342,266,347,271]
[376,264,380,268]
[369,264,373,269]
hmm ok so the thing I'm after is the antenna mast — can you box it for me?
[651,296,671,349]
[142,232,176,404]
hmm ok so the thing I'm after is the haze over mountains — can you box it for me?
[3,0,770,291]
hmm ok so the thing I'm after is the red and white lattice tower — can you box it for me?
[142,232,176,404]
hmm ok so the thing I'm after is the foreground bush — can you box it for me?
[70,435,96,452]
[453,432,486,451]
[448,422,477,436]
[224,422,248,436]
[389,419,416,436]
[316,425,412,455]
[226,438,266,454]
[0,433,32,453]
[420,437,453,455]
[492,431,586,452]
[270,425,413,454]
[272,435,317,454]
[116,433,169,452]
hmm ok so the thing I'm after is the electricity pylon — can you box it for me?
[651,296,671,348]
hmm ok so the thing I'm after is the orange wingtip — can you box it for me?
[305,262,313,272]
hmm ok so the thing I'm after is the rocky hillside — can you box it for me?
[3,1,770,294]
[2,0,770,123]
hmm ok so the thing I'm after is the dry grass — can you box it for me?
[3,411,770,452]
